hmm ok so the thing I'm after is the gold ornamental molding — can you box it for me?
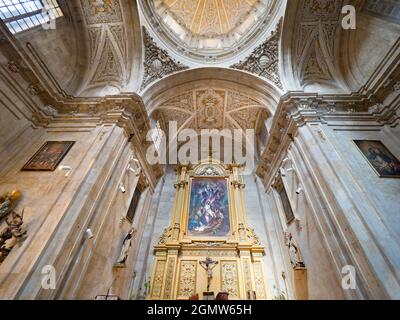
[149,159,267,300]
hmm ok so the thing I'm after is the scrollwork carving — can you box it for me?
[231,20,283,89]
[141,28,189,91]
[158,226,174,245]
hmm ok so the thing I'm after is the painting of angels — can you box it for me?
[188,178,230,237]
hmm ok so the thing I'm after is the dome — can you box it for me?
[140,0,281,64]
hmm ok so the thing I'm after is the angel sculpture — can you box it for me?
[0,190,21,220]
[0,209,27,263]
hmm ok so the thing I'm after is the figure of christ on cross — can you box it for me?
[199,257,219,292]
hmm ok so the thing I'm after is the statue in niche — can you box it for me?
[0,209,27,263]
[0,190,21,220]
[284,232,305,269]
[115,228,136,267]
[199,257,219,292]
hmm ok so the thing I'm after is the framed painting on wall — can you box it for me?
[187,177,231,237]
[354,140,400,178]
[21,141,75,171]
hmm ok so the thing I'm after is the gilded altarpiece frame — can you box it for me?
[149,160,267,300]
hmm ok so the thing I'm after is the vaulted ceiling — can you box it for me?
[142,68,281,148]
[140,0,282,64]
[152,87,267,133]
[75,0,142,96]
[161,0,260,36]
[7,0,397,112]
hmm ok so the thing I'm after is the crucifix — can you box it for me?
[199,257,219,292]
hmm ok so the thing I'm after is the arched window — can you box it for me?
[0,0,63,34]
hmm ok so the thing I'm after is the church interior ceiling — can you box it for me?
[139,0,282,64]
[0,0,400,304]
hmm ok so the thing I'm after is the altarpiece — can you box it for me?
[149,160,267,300]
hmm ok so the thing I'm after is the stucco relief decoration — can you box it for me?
[196,89,225,129]
[141,28,189,91]
[196,166,224,177]
[155,88,265,135]
[141,0,281,62]
[158,226,173,245]
[231,21,283,89]
[81,0,122,24]
[92,36,124,84]
[79,0,129,90]
[246,227,262,246]
[295,0,343,85]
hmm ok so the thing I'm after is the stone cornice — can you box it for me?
[256,90,400,188]
[0,24,163,189]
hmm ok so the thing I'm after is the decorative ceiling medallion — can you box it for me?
[80,0,123,25]
[196,88,225,129]
[140,28,189,91]
[230,20,283,89]
[154,88,266,135]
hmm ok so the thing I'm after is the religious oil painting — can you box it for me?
[354,140,400,178]
[22,141,75,171]
[188,178,230,237]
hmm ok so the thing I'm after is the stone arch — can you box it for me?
[141,67,280,167]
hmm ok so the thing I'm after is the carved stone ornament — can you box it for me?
[158,226,173,245]
[231,20,283,89]
[246,227,262,246]
[394,81,400,92]
[140,28,189,91]
[196,166,224,177]
[7,61,20,73]
[369,103,386,114]
[39,105,58,117]
[28,83,43,96]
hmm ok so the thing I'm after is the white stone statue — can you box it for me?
[115,228,136,266]
[284,232,305,269]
